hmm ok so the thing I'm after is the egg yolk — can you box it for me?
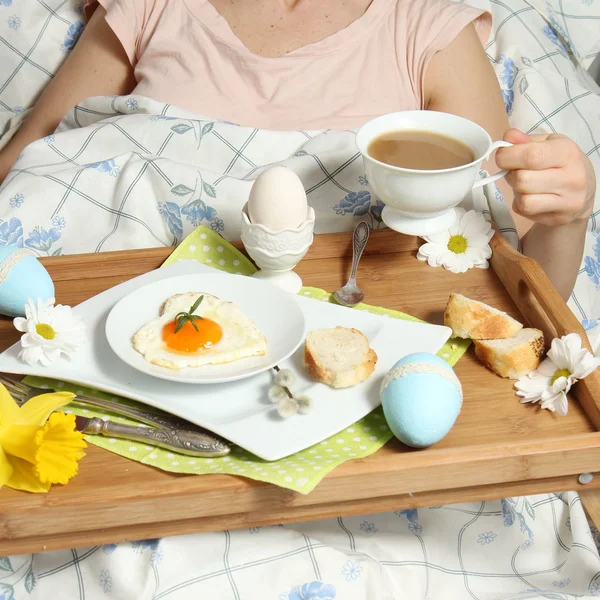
[162,318,223,353]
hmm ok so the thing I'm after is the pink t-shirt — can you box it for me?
[84,0,491,130]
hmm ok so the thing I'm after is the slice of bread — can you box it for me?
[304,326,377,388]
[444,293,523,340]
[474,328,545,379]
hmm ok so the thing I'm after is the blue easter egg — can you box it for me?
[381,352,462,448]
[0,246,54,317]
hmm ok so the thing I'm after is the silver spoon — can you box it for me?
[333,221,370,307]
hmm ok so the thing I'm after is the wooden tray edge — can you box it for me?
[489,230,600,429]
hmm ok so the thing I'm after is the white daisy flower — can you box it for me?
[13,297,86,366]
[417,208,494,274]
[515,333,600,416]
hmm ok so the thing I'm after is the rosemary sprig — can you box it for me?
[174,295,204,334]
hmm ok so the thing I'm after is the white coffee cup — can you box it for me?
[356,111,512,236]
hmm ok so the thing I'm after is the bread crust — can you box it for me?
[444,293,522,340]
[474,329,545,379]
[303,327,377,388]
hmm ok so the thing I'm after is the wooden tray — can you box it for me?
[1,229,599,556]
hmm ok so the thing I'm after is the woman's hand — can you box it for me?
[423,22,593,299]
[496,129,596,227]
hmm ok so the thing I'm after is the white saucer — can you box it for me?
[382,205,457,236]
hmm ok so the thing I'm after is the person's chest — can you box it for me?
[207,0,374,58]
[132,0,416,130]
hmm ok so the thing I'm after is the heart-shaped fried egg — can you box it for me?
[132,292,268,369]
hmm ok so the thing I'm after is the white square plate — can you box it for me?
[0,261,452,460]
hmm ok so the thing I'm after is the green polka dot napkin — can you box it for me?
[24,226,468,494]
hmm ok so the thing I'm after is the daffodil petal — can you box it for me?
[18,392,75,426]
[35,413,86,485]
[0,384,19,426]
[0,424,40,462]
[5,454,51,493]
[0,445,13,489]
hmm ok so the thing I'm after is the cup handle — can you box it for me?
[471,140,513,190]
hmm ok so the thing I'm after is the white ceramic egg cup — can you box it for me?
[240,204,315,294]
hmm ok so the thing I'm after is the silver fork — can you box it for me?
[0,374,230,454]
[0,374,231,457]
[333,221,370,307]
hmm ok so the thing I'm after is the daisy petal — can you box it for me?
[466,233,494,251]
[18,346,44,366]
[417,250,443,268]
[515,375,549,401]
[545,376,571,396]
[548,337,569,370]
[447,253,473,273]
[564,333,583,355]
[13,317,28,332]
[554,392,569,416]
[465,246,491,262]
[573,353,600,379]
[460,210,485,239]
[446,210,463,236]
[417,242,441,259]
[537,358,558,377]
[423,232,451,246]
[540,391,560,411]
[438,254,462,272]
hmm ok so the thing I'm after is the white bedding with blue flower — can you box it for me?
[3,493,600,599]
[1,1,600,598]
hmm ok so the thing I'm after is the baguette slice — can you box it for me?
[444,293,523,340]
[474,328,545,379]
[304,327,377,388]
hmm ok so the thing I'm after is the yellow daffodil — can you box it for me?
[0,385,86,493]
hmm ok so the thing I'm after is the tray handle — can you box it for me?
[489,229,600,429]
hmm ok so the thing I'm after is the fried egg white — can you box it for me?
[132,292,268,369]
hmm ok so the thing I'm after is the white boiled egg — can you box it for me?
[247,166,308,230]
[132,293,268,369]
